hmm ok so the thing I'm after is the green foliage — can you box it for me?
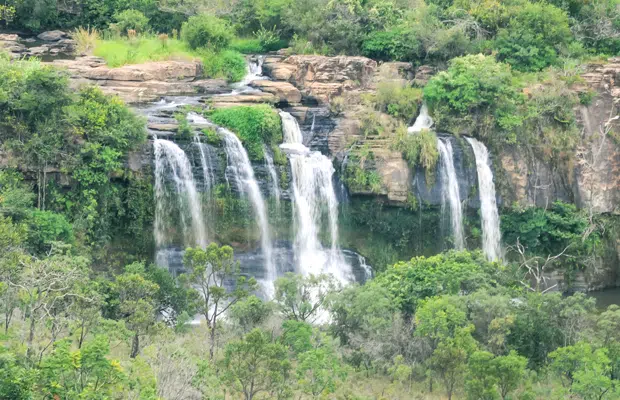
[502,202,603,280]
[424,54,522,138]
[376,250,499,315]
[297,346,347,397]
[494,2,573,71]
[40,336,126,398]
[374,82,423,122]
[229,295,272,333]
[209,105,282,160]
[26,210,74,254]
[274,273,336,323]
[362,27,418,61]
[467,350,528,400]
[181,14,234,50]
[221,328,292,400]
[230,37,264,53]
[392,126,439,184]
[111,9,150,34]
[198,49,247,82]
[93,37,196,67]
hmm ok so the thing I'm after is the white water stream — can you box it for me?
[466,137,502,261]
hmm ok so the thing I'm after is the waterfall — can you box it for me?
[264,146,281,207]
[438,138,465,250]
[153,137,208,249]
[408,103,434,133]
[466,137,502,261]
[221,128,276,291]
[279,111,352,282]
[194,136,215,192]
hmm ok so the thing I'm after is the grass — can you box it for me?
[93,37,195,67]
[92,36,247,82]
[230,37,263,54]
[71,27,100,54]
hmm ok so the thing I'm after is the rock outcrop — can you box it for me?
[262,55,378,103]
[50,57,228,103]
[500,58,620,214]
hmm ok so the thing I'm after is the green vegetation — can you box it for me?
[181,14,233,51]
[392,125,439,184]
[209,105,283,160]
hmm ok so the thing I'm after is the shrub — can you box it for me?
[254,25,284,51]
[230,38,263,54]
[71,27,100,54]
[329,96,346,116]
[494,2,572,71]
[362,28,419,61]
[374,82,423,123]
[423,54,522,138]
[111,9,150,34]
[199,49,247,82]
[392,125,439,184]
[26,210,74,254]
[209,105,282,160]
[181,14,234,50]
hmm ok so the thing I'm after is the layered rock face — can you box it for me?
[500,58,620,214]
[51,57,229,103]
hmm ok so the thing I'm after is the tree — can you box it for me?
[39,336,126,398]
[114,262,160,358]
[296,346,347,398]
[550,342,614,400]
[493,351,528,400]
[181,14,234,50]
[466,351,499,400]
[182,244,256,359]
[430,325,477,400]
[376,250,497,315]
[221,329,292,400]
[8,249,91,362]
[494,2,573,71]
[274,272,336,323]
[596,305,620,380]
[229,295,273,333]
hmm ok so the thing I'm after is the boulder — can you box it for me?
[37,30,67,41]
[249,80,302,104]
[0,34,19,41]
[28,46,49,55]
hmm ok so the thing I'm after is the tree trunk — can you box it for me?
[209,319,216,360]
[26,314,36,361]
[130,333,140,358]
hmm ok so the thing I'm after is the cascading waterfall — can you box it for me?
[437,138,465,250]
[263,146,281,208]
[221,128,276,291]
[279,111,352,283]
[408,103,434,133]
[466,137,502,261]
[153,137,208,250]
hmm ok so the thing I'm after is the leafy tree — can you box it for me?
[467,350,500,400]
[274,273,336,323]
[9,250,90,361]
[297,346,347,398]
[494,2,572,71]
[25,209,74,254]
[181,14,234,50]
[281,319,314,355]
[114,262,160,358]
[182,243,257,359]
[377,250,497,315]
[550,342,615,399]
[111,9,150,34]
[39,336,126,398]
[430,325,477,400]
[221,328,292,400]
[424,54,522,138]
[0,349,35,399]
[596,305,620,380]
[229,295,273,333]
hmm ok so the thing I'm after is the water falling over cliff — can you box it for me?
[153,137,208,251]
[466,137,502,261]
[279,111,352,282]
[221,128,276,292]
[264,146,281,208]
[438,138,465,249]
[408,103,434,133]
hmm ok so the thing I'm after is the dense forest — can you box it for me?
[1,0,620,399]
